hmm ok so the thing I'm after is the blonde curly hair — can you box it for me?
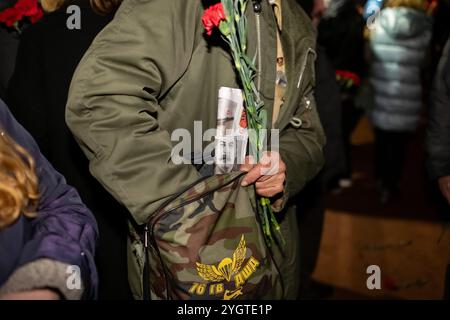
[40,0,122,14]
[384,0,426,10]
[0,131,39,230]
[39,0,65,12]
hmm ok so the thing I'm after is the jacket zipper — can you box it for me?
[297,47,316,89]
[277,46,316,131]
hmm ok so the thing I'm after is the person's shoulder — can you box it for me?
[113,0,202,21]
[105,0,203,34]
[285,0,316,40]
[117,0,201,11]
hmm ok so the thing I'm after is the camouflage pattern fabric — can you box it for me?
[138,172,283,300]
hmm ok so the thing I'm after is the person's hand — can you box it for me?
[438,175,450,205]
[240,151,286,198]
[0,289,60,300]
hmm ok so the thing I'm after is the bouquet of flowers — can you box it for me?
[335,69,361,100]
[0,0,43,32]
[202,0,283,245]
[335,70,361,90]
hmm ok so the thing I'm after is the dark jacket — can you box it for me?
[0,99,98,299]
[318,0,366,77]
[0,26,19,100]
[6,0,131,299]
[315,46,346,184]
[427,37,450,180]
[369,7,432,132]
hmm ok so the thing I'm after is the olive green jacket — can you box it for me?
[66,0,325,225]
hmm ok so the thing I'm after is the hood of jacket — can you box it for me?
[379,7,431,40]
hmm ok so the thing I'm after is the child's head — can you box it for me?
[0,131,38,229]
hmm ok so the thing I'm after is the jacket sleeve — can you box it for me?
[279,55,326,198]
[0,101,98,299]
[65,0,202,225]
[427,38,450,180]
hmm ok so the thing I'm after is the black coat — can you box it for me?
[0,27,19,100]
[427,37,450,181]
[314,46,346,185]
[5,0,131,299]
[317,1,366,77]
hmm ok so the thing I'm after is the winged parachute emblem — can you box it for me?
[196,235,247,283]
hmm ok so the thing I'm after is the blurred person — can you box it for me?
[426,35,449,299]
[318,0,366,189]
[310,0,328,24]
[295,0,346,299]
[0,99,98,300]
[369,0,432,204]
[428,37,450,206]
[5,0,131,300]
[363,0,384,19]
[430,0,450,71]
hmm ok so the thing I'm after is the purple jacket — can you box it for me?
[0,100,98,299]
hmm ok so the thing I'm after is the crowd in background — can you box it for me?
[0,0,449,299]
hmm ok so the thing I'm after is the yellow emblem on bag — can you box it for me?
[190,235,260,300]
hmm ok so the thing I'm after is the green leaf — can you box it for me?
[219,21,230,37]
[242,55,257,72]
[222,0,234,21]
[259,109,268,128]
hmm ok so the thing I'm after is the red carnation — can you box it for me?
[0,7,23,27]
[336,70,361,87]
[382,275,399,291]
[202,3,226,36]
[0,0,43,29]
[15,0,39,16]
[29,7,43,23]
[15,0,42,23]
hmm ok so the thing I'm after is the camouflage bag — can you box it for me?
[142,171,283,300]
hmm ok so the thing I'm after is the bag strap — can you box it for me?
[153,171,246,219]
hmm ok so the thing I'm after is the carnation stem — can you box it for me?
[220,0,283,246]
